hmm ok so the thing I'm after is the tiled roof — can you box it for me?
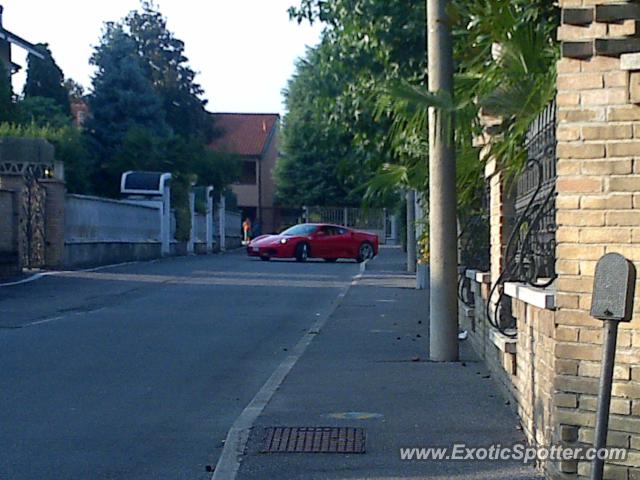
[209,113,279,157]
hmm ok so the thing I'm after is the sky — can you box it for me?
[3,0,323,116]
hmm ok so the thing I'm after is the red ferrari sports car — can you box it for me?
[247,223,379,262]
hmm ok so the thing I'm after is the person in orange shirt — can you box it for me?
[242,218,252,244]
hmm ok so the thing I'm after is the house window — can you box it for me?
[239,160,257,185]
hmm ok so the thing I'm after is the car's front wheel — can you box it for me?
[295,243,309,262]
[356,242,374,263]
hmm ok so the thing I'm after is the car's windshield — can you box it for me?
[281,224,317,236]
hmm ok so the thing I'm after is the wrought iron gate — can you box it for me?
[20,167,47,269]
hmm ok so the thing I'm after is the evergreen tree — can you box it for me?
[23,44,70,115]
[124,1,211,140]
[86,23,170,195]
[0,62,15,123]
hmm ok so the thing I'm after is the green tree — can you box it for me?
[278,0,426,207]
[23,43,70,115]
[124,1,211,140]
[16,96,70,128]
[86,23,170,195]
[276,44,361,206]
[84,2,240,236]
[0,62,15,123]
[288,0,558,220]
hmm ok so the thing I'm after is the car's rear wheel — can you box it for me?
[295,243,309,262]
[324,258,337,263]
[356,242,374,263]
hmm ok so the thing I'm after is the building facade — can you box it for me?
[209,113,280,235]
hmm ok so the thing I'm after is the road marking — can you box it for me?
[211,270,363,480]
[0,260,153,288]
[325,412,384,420]
[3,307,109,329]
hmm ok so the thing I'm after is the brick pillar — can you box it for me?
[484,156,513,285]
[41,178,65,269]
[554,2,640,478]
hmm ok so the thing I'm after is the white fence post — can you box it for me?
[383,208,388,240]
[343,207,348,227]
[206,186,214,254]
[219,194,226,252]
[391,214,399,245]
[188,190,195,254]
[161,185,171,256]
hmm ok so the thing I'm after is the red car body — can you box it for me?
[247,223,379,262]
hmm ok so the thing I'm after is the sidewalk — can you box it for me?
[235,246,543,479]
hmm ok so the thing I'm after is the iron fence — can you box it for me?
[485,99,558,337]
[511,99,557,286]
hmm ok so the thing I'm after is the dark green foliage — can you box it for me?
[16,96,70,128]
[278,0,426,207]
[23,44,70,116]
[87,22,170,181]
[0,123,92,194]
[276,44,362,207]
[0,62,15,122]
[124,1,211,141]
[84,3,239,237]
[288,0,559,220]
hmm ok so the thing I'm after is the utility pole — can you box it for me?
[406,190,417,273]
[428,0,458,361]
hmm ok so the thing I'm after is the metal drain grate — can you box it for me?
[262,427,366,454]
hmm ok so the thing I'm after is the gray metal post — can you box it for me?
[428,0,458,361]
[406,190,416,274]
[343,207,348,227]
[588,253,636,480]
[591,320,619,480]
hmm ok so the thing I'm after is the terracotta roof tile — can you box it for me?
[209,113,279,157]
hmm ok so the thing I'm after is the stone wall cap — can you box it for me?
[504,281,555,310]
[475,271,491,284]
[67,193,161,210]
[489,327,517,354]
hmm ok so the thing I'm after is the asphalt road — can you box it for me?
[0,251,359,480]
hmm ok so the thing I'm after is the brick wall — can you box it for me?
[42,179,65,269]
[485,157,514,285]
[554,1,640,478]
[460,280,555,460]
[0,188,19,277]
